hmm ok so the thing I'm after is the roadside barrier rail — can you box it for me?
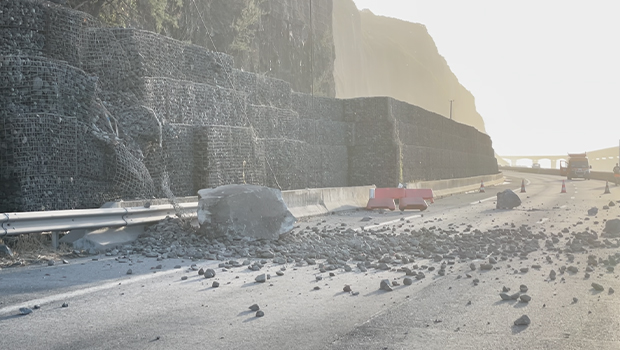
[1,202,198,237]
[500,166,616,182]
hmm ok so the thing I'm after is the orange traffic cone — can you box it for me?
[520,179,526,193]
[604,181,611,194]
[479,180,485,193]
[561,180,567,193]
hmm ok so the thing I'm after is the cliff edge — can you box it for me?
[333,0,487,133]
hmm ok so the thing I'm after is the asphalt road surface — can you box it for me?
[2,171,620,350]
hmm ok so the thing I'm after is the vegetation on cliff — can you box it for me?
[67,0,182,34]
[66,0,335,97]
[65,0,488,132]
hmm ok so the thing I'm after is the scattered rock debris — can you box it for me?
[13,203,615,332]
[255,274,267,283]
[380,279,393,292]
[514,315,531,326]
[204,269,215,278]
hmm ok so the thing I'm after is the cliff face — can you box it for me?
[65,0,336,97]
[186,0,335,97]
[333,0,487,133]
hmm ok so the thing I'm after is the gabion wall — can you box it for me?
[0,0,498,212]
[391,98,497,183]
[345,98,498,188]
[0,54,112,212]
[345,97,401,188]
[193,125,266,190]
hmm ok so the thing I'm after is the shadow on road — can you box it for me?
[0,256,231,306]
[240,282,259,288]
[0,314,23,321]
[237,310,254,317]
[363,289,390,297]
[513,302,528,308]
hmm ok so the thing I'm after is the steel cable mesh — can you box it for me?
[0,0,498,213]
[0,0,274,214]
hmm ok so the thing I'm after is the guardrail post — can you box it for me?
[52,231,59,250]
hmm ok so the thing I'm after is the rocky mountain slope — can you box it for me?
[333,0,487,133]
[65,0,336,97]
[62,0,489,133]
[188,0,336,97]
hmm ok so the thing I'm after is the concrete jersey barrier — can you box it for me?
[407,173,505,199]
[281,185,375,218]
[3,173,504,244]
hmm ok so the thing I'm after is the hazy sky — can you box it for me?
[351,0,620,157]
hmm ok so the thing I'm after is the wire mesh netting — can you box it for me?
[0,0,498,213]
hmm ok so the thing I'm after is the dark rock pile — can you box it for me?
[124,217,620,275]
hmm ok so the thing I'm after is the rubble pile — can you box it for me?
[126,217,620,273]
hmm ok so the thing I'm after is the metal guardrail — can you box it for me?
[0,174,526,237]
[1,202,198,236]
[501,166,616,182]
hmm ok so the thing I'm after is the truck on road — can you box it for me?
[560,153,590,180]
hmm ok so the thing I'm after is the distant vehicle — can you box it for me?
[532,163,541,169]
[559,160,568,176]
[561,153,590,180]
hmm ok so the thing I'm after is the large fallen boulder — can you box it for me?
[496,189,521,209]
[197,185,296,241]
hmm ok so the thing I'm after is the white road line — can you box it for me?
[470,196,496,205]
[0,268,180,316]
[468,178,532,206]
[470,184,525,205]
[355,214,422,231]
